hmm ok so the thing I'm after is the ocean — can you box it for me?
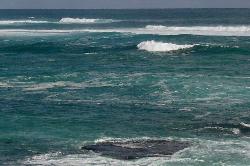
[0,9,250,165]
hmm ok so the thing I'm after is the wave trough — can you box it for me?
[137,40,195,52]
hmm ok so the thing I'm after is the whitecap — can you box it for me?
[0,29,72,36]
[23,81,67,91]
[137,40,195,52]
[59,17,115,24]
[144,25,250,36]
[232,128,241,135]
[0,20,49,24]
[0,82,12,88]
[23,137,194,166]
[2,25,250,36]
[23,153,174,166]
[24,137,250,165]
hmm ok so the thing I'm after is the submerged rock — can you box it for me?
[81,139,190,160]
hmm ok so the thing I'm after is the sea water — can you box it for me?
[1,9,250,165]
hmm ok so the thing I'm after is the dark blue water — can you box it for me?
[1,9,250,165]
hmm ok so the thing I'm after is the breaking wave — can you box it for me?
[0,20,49,24]
[144,25,250,36]
[22,137,250,166]
[137,40,195,52]
[23,153,173,166]
[1,25,250,36]
[23,137,192,166]
[59,17,115,24]
[145,25,250,32]
[240,122,250,128]
[0,18,116,25]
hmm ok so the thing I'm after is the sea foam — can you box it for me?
[1,25,250,36]
[24,137,250,166]
[59,17,114,24]
[0,20,49,24]
[137,40,195,52]
[145,25,250,32]
[144,25,250,36]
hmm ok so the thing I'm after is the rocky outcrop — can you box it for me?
[82,139,190,160]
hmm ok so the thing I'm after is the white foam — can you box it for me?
[23,153,174,166]
[84,25,250,36]
[145,25,168,30]
[0,82,12,88]
[1,25,250,36]
[0,20,49,24]
[144,25,250,36]
[0,29,72,36]
[59,17,114,24]
[137,40,195,52]
[232,128,241,135]
[23,137,193,166]
[23,137,250,166]
[23,81,67,91]
[22,80,116,91]
[94,136,176,144]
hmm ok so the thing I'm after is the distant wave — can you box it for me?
[0,20,49,24]
[1,25,250,36]
[145,25,167,30]
[145,25,250,32]
[59,17,115,24]
[137,40,195,52]
[144,25,250,36]
[0,29,71,36]
[0,18,116,25]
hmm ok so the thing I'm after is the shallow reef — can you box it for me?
[82,139,191,160]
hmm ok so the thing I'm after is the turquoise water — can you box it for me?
[1,9,250,165]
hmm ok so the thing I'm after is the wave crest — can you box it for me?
[145,25,167,30]
[144,25,250,36]
[137,40,195,52]
[1,25,250,36]
[0,20,49,24]
[145,25,250,32]
[59,17,114,24]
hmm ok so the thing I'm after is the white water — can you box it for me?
[59,17,115,24]
[143,25,250,36]
[0,18,115,25]
[23,137,250,166]
[1,25,250,36]
[137,40,195,52]
[0,20,49,24]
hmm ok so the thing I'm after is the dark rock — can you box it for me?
[81,139,190,160]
